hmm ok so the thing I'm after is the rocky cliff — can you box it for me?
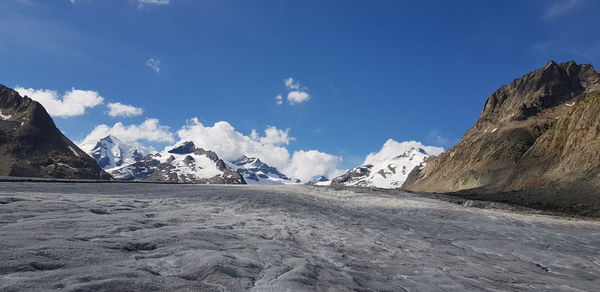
[0,85,111,179]
[403,61,600,215]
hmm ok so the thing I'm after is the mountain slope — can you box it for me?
[229,156,299,185]
[332,142,441,189]
[110,141,245,184]
[403,61,600,214]
[79,135,150,170]
[0,85,110,179]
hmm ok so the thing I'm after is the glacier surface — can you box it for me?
[0,183,599,291]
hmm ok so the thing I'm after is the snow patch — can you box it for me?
[68,146,80,157]
[0,112,12,120]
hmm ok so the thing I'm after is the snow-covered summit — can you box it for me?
[109,141,245,184]
[331,140,443,189]
[79,135,152,170]
[229,156,300,185]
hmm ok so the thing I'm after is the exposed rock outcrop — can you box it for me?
[403,61,600,215]
[0,85,111,179]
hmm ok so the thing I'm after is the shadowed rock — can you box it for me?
[0,85,111,180]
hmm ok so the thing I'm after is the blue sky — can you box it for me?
[2,0,600,176]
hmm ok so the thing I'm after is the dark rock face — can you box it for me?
[0,85,111,180]
[167,141,196,155]
[402,162,424,188]
[402,61,600,215]
[108,153,163,181]
[330,165,373,186]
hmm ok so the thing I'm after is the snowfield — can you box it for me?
[1,183,599,291]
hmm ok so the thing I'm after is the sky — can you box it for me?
[2,0,600,180]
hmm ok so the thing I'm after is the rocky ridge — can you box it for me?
[0,85,110,179]
[403,61,600,215]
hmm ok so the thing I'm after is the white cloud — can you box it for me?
[69,0,170,6]
[276,77,311,105]
[260,126,294,145]
[284,77,301,90]
[146,58,161,73]
[177,118,291,167]
[135,0,170,7]
[80,118,174,145]
[287,91,311,104]
[364,139,444,165]
[176,118,342,181]
[15,87,104,118]
[544,0,582,19]
[282,150,343,182]
[107,102,143,117]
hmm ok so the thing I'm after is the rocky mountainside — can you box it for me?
[0,85,110,179]
[109,141,245,184]
[403,61,600,215]
[229,156,299,185]
[331,142,441,189]
[79,135,149,170]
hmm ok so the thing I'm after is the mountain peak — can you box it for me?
[81,135,150,170]
[543,60,558,69]
[168,141,197,154]
[403,61,600,213]
[230,156,296,184]
[101,135,121,144]
[0,85,110,179]
[333,141,437,189]
[478,61,599,125]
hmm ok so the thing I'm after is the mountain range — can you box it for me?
[81,134,438,187]
[83,138,301,185]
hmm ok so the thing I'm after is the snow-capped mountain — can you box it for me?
[229,156,300,185]
[82,136,300,185]
[306,176,331,186]
[79,135,150,170]
[109,141,245,184]
[331,141,443,189]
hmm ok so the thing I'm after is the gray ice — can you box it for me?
[0,182,599,291]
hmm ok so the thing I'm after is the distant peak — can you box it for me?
[168,141,197,154]
[101,135,120,143]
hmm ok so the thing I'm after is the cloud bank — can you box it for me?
[107,102,143,117]
[15,87,104,118]
[80,118,175,145]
